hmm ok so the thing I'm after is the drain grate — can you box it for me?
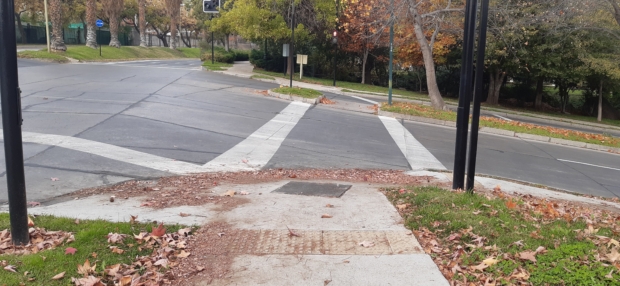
[272,182,352,198]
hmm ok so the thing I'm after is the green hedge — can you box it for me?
[198,43,251,63]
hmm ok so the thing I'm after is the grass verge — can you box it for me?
[386,186,620,285]
[272,87,323,99]
[64,46,199,61]
[254,69,427,100]
[17,51,69,63]
[251,74,276,80]
[0,214,182,285]
[202,61,233,71]
[381,102,620,148]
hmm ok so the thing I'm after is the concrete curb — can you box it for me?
[378,108,620,154]
[268,89,324,105]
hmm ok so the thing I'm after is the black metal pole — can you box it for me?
[0,0,30,245]
[289,1,295,88]
[333,53,337,86]
[466,0,490,192]
[99,27,101,57]
[452,0,478,190]
[211,14,214,64]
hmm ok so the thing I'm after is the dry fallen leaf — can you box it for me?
[3,265,17,273]
[325,204,334,208]
[178,228,192,236]
[50,177,59,181]
[239,191,250,195]
[396,204,408,211]
[196,266,205,272]
[179,212,190,217]
[110,246,124,254]
[119,276,132,286]
[28,216,35,227]
[51,271,65,280]
[27,202,41,207]
[483,257,498,266]
[129,215,138,224]
[505,200,517,209]
[607,247,620,263]
[358,241,375,247]
[519,251,537,263]
[151,223,166,237]
[107,233,127,244]
[471,262,489,272]
[177,250,191,258]
[153,258,168,268]
[65,247,77,255]
[77,259,96,276]
[321,214,333,218]
[74,219,80,225]
[104,264,121,276]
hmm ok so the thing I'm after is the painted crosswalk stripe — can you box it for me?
[379,116,446,171]
[203,101,311,172]
[3,131,203,174]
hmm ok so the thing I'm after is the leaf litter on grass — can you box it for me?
[386,185,620,285]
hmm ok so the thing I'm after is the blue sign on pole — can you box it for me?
[96,19,104,28]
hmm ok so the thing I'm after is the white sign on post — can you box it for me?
[282,44,289,57]
[296,54,308,79]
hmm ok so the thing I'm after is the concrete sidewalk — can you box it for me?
[3,171,619,284]
[8,179,449,285]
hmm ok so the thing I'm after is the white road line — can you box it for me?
[203,101,311,172]
[558,159,620,171]
[493,114,513,121]
[0,131,203,174]
[346,94,378,105]
[378,116,446,171]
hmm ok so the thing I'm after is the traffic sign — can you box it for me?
[203,0,220,13]
[96,19,104,28]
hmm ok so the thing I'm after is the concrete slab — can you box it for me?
[206,254,448,286]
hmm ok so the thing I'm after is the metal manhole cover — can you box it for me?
[273,182,352,198]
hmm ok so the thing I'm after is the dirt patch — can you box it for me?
[69,169,431,209]
[174,222,237,285]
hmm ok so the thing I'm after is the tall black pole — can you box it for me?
[466,0,490,192]
[452,0,478,190]
[0,0,30,245]
[211,14,214,64]
[388,0,394,105]
[289,0,295,88]
[99,27,102,57]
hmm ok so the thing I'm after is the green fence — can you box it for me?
[16,24,132,46]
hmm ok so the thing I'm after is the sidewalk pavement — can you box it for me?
[4,170,619,285]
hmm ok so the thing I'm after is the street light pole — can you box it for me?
[388,0,394,105]
[465,0,490,192]
[289,0,295,88]
[210,14,214,64]
[43,0,51,52]
[0,0,30,245]
[452,0,478,190]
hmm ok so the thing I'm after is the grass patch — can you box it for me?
[62,46,195,61]
[254,69,428,100]
[0,214,182,285]
[202,61,232,71]
[177,47,202,58]
[272,87,323,99]
[17,50,69,63]
[483,105,620,128]
[251,74,276,81]
[386,186,620,285]
[382,102,620,148]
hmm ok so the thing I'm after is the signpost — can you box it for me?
[296,54,308,79]
[282,44,289,76]
[96,19,104,57]
[203,0,219,64]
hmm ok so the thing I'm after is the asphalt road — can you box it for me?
[0,59,618,204]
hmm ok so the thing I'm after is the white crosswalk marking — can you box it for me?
[379,116,446,171]
[203,101,311,172]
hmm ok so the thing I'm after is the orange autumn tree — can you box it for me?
[340,0,390,84]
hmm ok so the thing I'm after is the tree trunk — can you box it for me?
[49,0,66,51]
[411,11,444,109]
[486,70,505,105]
[598,80,603,122]
[225,34,230,51]
[85,0,97,48]
[138,0,147,47]
[16,13,27,44]
[169,15,178,49]
[109,16,121,48]
[361,48,369,84]
[534,78,544,110]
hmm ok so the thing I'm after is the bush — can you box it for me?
[232,49,250,61]
[200,46,235,63]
